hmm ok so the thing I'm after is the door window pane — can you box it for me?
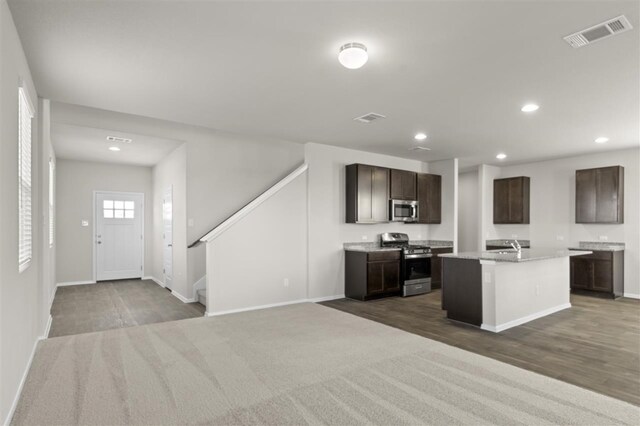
[125,210,134,219]
[114,200,124,209]
[114,209,124,219]
[103,200,114,209]
[124,201,134,210]
[103,209,114,218]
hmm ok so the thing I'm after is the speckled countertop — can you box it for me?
[440,248,592,263]
[343,239,454,252]
[486,239,531,247]
[567,242,625,252]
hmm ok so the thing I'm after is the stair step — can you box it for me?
[197,289,206,306]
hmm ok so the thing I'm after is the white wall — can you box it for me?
[55,159,153,283]
[152,144,188,298]
[206,171,308,314]
[0,1,50,423]
[458,169,479,252]
[480,148,639,297]
[428,159,458,252]
[305,143,432,300]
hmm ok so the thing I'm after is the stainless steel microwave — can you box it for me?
[390,199,418,222]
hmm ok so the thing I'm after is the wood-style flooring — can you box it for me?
[49,279,205,338]
[322,291,640,406]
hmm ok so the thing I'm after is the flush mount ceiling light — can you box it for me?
[595,136,609,144]
[521,103,539,112]
[338,42,368,69]
[414,132,427,141]
[108,146,121,152]
[496,153,507,160]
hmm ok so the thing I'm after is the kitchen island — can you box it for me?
[440,249,591,332]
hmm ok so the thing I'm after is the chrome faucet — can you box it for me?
[510,240,522,253]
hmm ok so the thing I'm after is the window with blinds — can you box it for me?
[18,87,34,272]
[49,157,55,247]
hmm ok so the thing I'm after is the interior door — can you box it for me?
[163,186,173,290]
[96,192,144,281]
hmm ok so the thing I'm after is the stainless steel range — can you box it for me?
[380,233,432,297]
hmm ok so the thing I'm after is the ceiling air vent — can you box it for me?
[353,112,386,123]
[563,15,633,48]
[106,136,133,143]
[409,146,431,152]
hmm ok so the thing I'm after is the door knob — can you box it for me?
[168,244,172,247]
[97,241,102,244]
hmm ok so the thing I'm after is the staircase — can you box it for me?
[197,289,206,306]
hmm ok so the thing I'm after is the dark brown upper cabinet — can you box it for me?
[390,169,417,200]
[346,164,389,223]
[575,166,624,224]
[493,176,530,224]
[416,173,441,224]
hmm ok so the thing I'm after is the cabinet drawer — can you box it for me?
[367,251,401,262]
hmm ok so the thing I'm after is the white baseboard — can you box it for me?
[206,298,309,317]
[308,294,345,303]
[171,290,197,303]
[481,303,572,333]
[144,276,165,288]
[43,315,52,339]
[3,331,48,426]
[623,292,640,299]
[56,280,96,287]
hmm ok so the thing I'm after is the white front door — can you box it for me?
[96,192,144,281]
[163,186,173,290]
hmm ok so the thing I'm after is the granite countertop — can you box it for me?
[567,242,625,252]
[440,248,592,263]
[414,240,454,248]
[343,242,401,252]
[486,239,531,247]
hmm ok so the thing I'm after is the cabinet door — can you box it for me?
[576,169,597,223]
[595,167,620,223]
[417,173,441,224]
[390,169,404,199]
[366,262,386,295]
[356,165,375,222]
[382,261,401,292]
[592,259,613,292]
[508,178,524,223]
[570,258,593,290]
[402,171,417,200]
[493,179,510,223]
[372,167,390,222]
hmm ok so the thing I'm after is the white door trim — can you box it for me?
[93,190,145,282]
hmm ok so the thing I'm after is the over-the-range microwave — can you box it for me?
[390,199,418,222]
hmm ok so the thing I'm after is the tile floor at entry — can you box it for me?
[49,279,205,338]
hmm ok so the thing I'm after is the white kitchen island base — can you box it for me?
[441,249,591,333]
[480,257,571,332]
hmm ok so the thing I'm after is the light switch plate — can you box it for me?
[81,220,89,227]
[361,235,368,240]
[599,235,608,241]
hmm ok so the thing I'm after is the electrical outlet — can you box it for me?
[81,220,89,227]
[417,234,422,239]
[361,235,368,241]
[283,278,289,288]
[599,235,608,241]
[511,234,518,238]
[556,235,564,241]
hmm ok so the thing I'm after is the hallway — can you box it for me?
[49,280,205,337]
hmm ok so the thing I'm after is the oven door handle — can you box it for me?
[404,254,432,259]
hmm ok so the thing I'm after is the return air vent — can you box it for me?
[563,15,633,48]
[409,146,431,151]
[106,136,132,143]
[353,112,386,123]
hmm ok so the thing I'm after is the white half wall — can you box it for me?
[479,148,639,295]
[152,144,188,297]
[304,143,431,300]
[206,171,308,314]
[55,159,153,283]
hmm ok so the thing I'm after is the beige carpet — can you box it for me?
[12,303,640,425]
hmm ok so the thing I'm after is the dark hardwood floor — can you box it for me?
[321,291,640,406]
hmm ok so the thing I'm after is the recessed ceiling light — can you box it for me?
[496,153,507,160]
[108,146,121,152]
[521,104,539,112]
[414,132,427,141]
[595,136,609,144]
[338,42,368,69]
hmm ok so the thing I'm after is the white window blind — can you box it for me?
[18,87,34,272]
[49,157,55,247]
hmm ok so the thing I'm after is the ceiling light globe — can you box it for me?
[109,146,121,152]
[496,153,507,160]
[414,133,427,141]
[521,104,539,112]
[338,43,368,69]
[594,137,609,144]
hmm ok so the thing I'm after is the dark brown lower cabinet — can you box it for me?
[569,250,624,298]
[430,247,453,289]
[345,250,401,300]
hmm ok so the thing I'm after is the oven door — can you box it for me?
[403,254,431,284]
